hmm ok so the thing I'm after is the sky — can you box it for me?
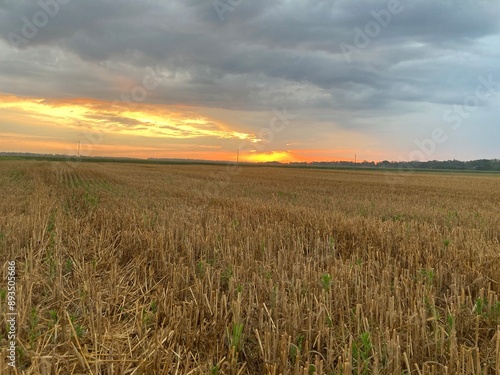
[0,0,499,163]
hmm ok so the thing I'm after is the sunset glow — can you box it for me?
[0,92,389,161]
[244,151,294,163]
[0,1,498,162]
[0,94,254,139]
[0,93,271,160]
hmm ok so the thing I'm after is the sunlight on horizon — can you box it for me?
[0,93,256,142]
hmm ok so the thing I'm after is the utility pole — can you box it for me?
[237,149,239,164]
[355,154,356,164]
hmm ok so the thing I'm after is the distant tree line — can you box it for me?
[291,159,500,171]
[1,153,499,171]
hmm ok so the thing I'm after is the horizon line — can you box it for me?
[0,151,498,165]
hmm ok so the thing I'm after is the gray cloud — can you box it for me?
[0,0,499,159]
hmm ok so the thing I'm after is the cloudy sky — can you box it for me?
[0,0,499,162]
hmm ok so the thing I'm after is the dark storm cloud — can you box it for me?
[0,0,499,122]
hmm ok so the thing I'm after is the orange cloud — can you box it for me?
[0,93,388,162]
[0,93,255,141]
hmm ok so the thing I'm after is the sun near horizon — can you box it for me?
[0,92,386,164]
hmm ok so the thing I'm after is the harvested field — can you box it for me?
[1,160,500,374]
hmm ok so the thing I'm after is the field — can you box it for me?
[1,160,499,374]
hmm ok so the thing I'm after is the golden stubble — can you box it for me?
[0,160,499,374]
